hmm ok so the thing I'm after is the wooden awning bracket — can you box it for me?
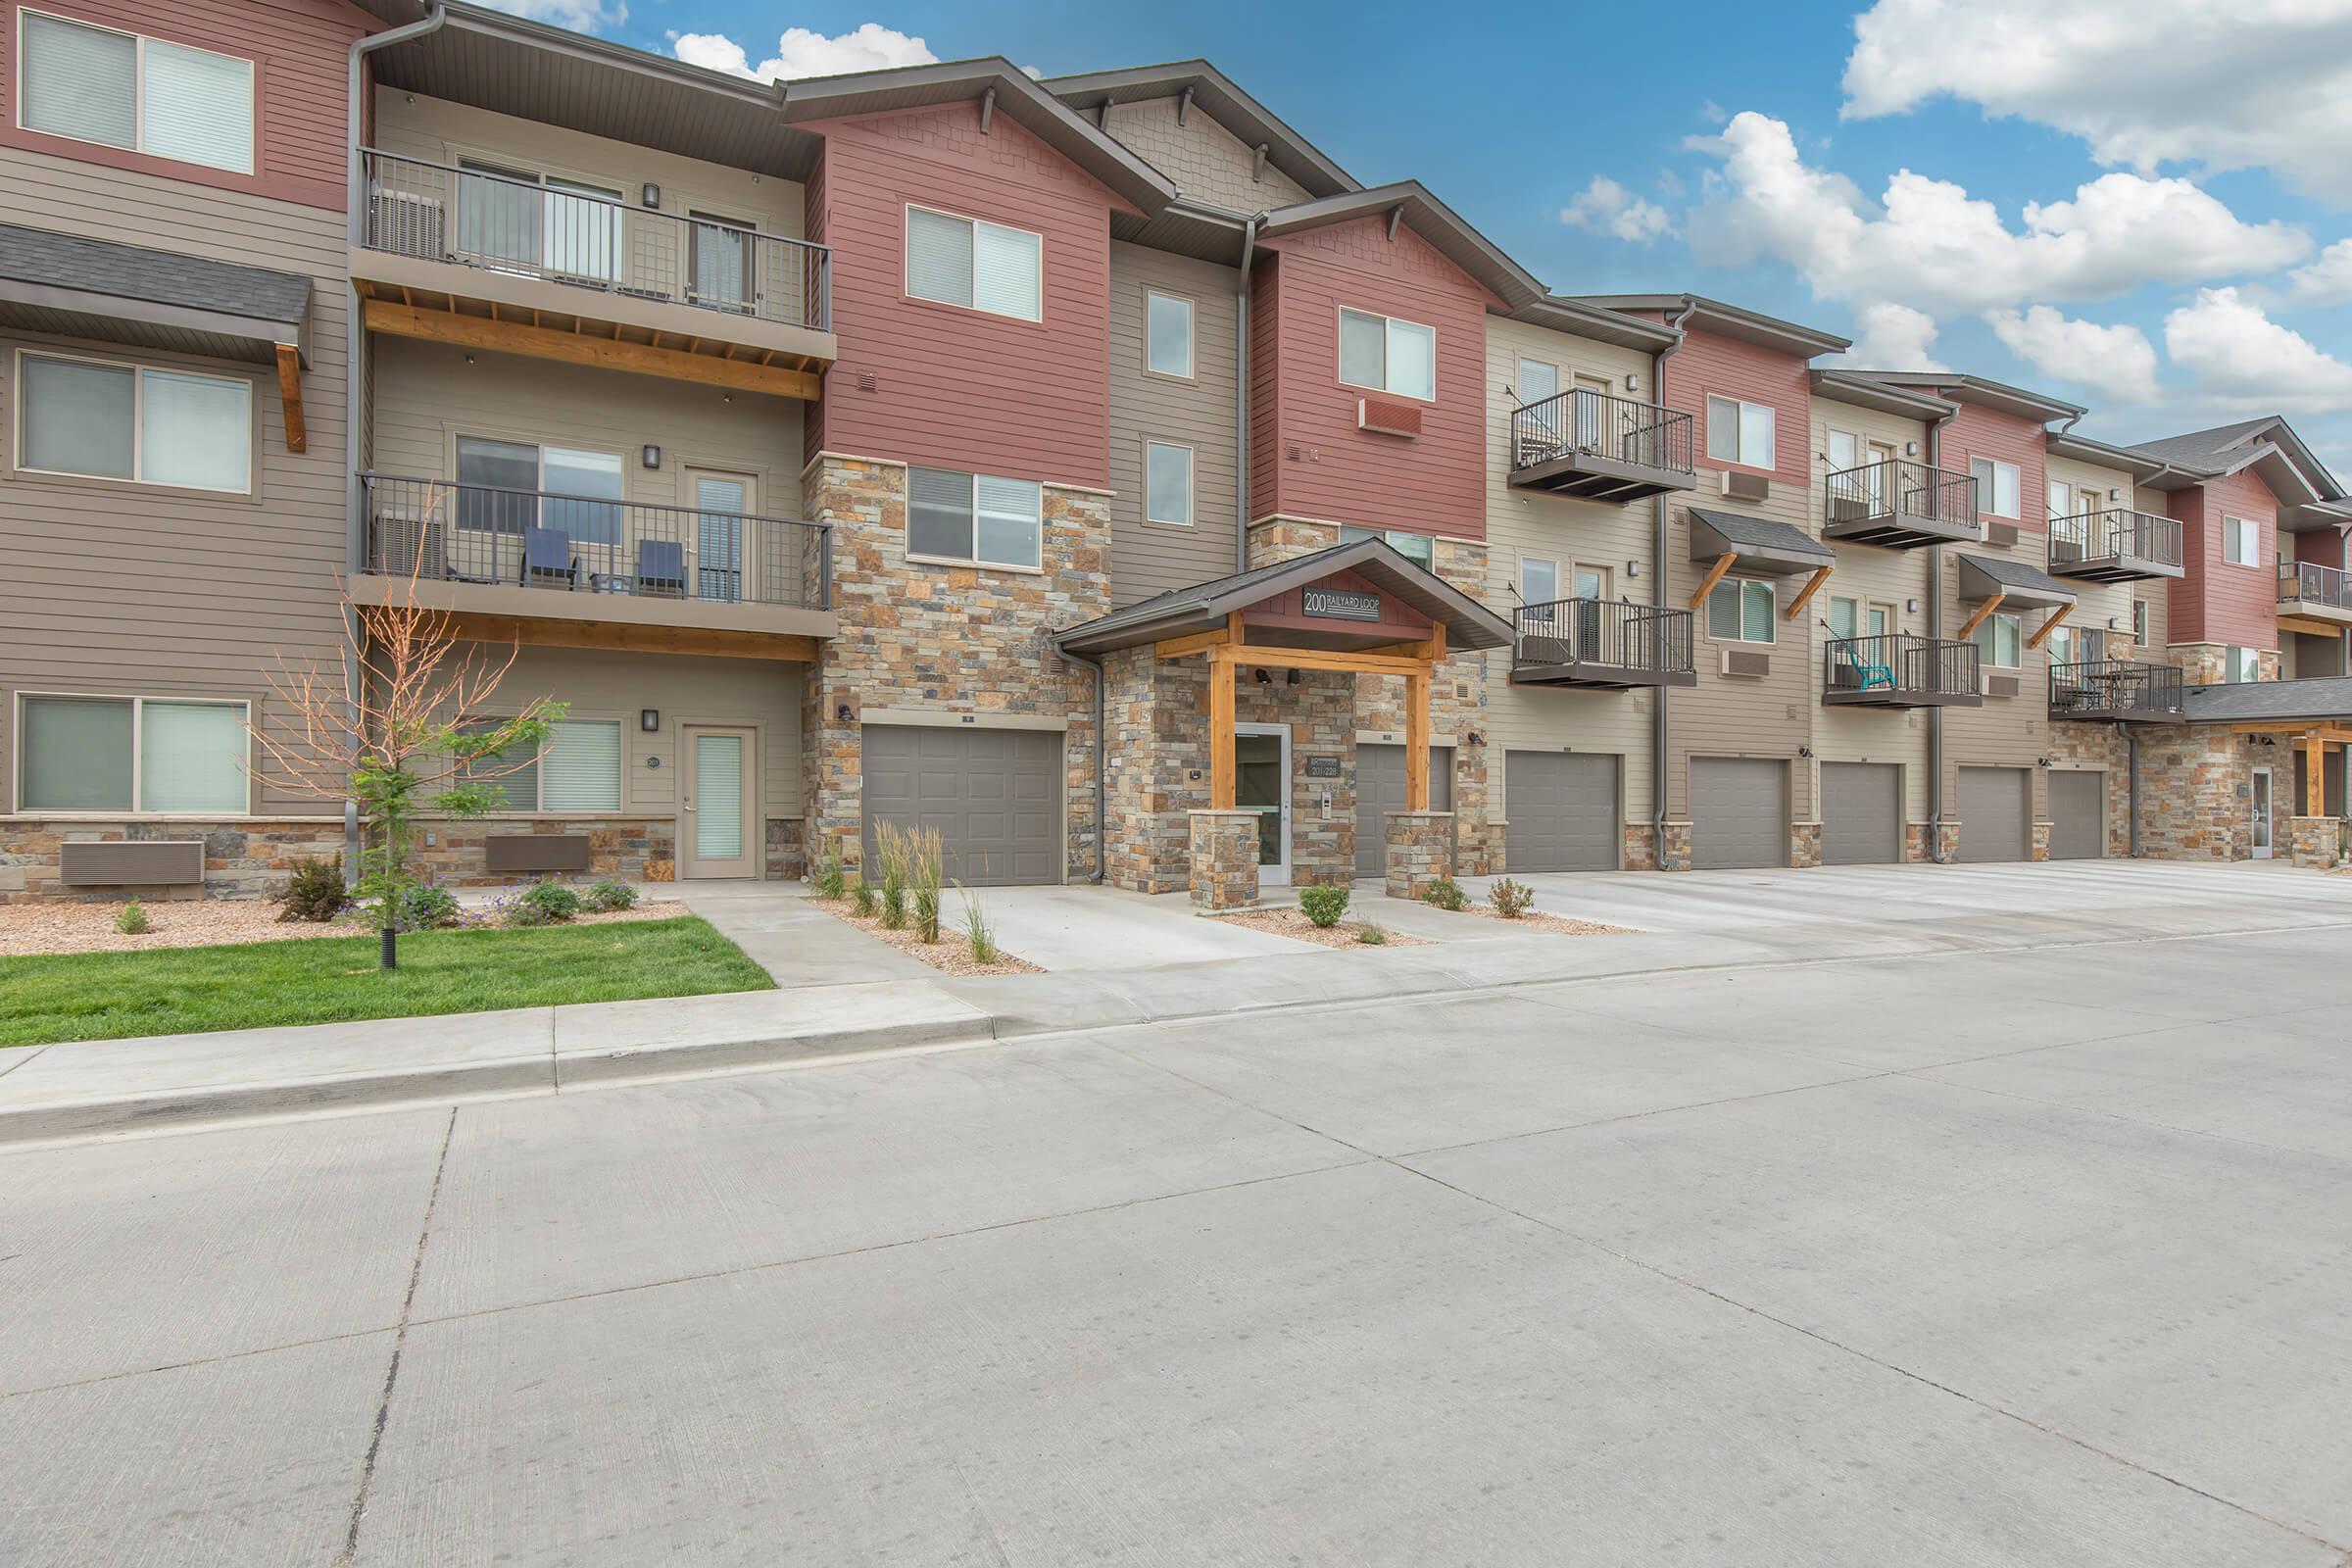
[275,344,306,453]
[1689,552,1737,612]
[2026,602,2073,650]
[1956,591,2006,642]
[1783,564,1833,620]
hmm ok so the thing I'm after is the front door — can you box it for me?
[686,470,756,604]
[1235,722,1291,886]
[2251,766,2274,859]
[681,725,758,879]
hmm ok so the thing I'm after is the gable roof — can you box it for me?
[1810,369,1956,419]
[2130,415,2349,527]
[1257,183,1544,310]
[1569,293,1849,358]
[1042,60,1357,199]
[1847,371,2083,423]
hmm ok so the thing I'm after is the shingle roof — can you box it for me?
[1687,507,1834,571]
[1954,552,2076,608]
[2180,676,2352,724]
[0,222,311,324]
[2129,418,2280,472]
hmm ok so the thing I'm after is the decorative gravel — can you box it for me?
[1213,907,1427,949]
[0,899,684,957]
[812,898,1044,975]
[1447,905,1633,936]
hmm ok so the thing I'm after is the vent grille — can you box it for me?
[1720,469,1769,502]
[1357,397,1423,437]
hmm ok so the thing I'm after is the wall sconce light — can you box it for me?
[2036,757,2053,768]
[1798,745,1814,759]
[1624,372,1641,392]
[1904,440,1919,457]
[835,702,854,722]
[1627,560,1642,578]
[641,445,662,469]
[641,182,661,209]
[2108,488,2123,501]
[1906,598,1920,613]
[1252,667,1272,684]
[640,709,660,733]
[1465,731,1484,747]
[1285,668,1300,686]
[2107,615,2120,630]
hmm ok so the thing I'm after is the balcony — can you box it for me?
[1821,634,1982,709]
[1510,599,1696,690]
[1821,460,1983,549]
[354,151,835,398]
[2279,561,2352,629]
[355,473,834,656]
[2047,508,2184,582]
[1508,390,1697,503]
[2049,660,2183,723]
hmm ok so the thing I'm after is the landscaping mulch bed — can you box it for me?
[1446,904,1633,937]
[1213,907,1427,950]
[0,899,682,957]
[811,898,1043,975]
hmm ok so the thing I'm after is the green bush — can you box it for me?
[389,882,463,932]
[114,899,150,936]
[1355,919,1389,946]
[1298,884,1350,928]
[276,858,349,923]
[1488,878,1535,919]
[957,881,999,964]
[1423,877,1467,912]
[814,844,846,900]
[519,882,581,923]
[850,873,877,918]
[581,880,637,913]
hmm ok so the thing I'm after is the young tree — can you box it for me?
[255,496,564,968]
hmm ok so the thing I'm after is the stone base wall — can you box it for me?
[416,818,674,887]
[2030,820,2052,861]
[765,817,805,882]
[2290,815,2343,868]
[1190,809,1260,910]
[1658,819,1693,872]
[2168,644,2282,685]
[1903,822,1936,862]
[1245,515,1340,568]
[1789,821,1823,869]
[1621,822,1656,872]
[1384,810,1454,901]
[2136,724,2270,860]
[1,817,345,904]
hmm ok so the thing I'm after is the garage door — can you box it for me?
[1502,751,1619,873]
[862,725,1060,886]
[2047,771,2105,860]
[1957,765,2032,863]
[1820,762,1901,865]
[1355,745,1454,876]
[1690,758,1787,870]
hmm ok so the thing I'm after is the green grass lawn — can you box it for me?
[0,917,775,1046]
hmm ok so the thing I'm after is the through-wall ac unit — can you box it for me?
[1357,397,1423,437]
[1985,521,2021,548]
[1720,469,1769,503]
[1721,649,1771,678]
[1986,674,2020,699]
[368,188,446,258]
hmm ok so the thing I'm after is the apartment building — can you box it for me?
[3,0,2348,906]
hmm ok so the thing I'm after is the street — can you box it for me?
[3,892,2350,1565]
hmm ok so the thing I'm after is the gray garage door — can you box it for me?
[2048,771,2105,860]
[1957,765,2032,863]
[1820,762,1901,865]
[1502,751,1620,873]
[1355,745,1454,876]
[1690,758,1788,870]
[862,725,1060,886]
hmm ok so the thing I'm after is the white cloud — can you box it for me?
[2286,239,2352,307]
[1984,307,2160,405]
[475,0,625,29]
[1841,0,2352,205]
[1686,112,2308,315]
[672,23,936,82]
[2164,288,2352,414]
[1559,176,1672,244]
[1827,303,1948,371]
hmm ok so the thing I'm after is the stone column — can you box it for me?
[1789,820,1823,869]
[2289,815,2343,869]
[1189,809,1261,910]
[2030,821,2052,861]
[1384,809,1455,900]
[1658,820,1693,872]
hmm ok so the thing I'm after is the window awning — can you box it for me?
[1954,553,2077,610]
[1687,507,1834,577]
[0,223,311,367]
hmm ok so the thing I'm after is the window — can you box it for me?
[1144,441,1193,525]
[1146,290,1193,377]
[2223,515,2262,566]
[1573,564,1608,601]
[1337,308,1436,401]
[461,722,539,811]
[2047,479,2075,521]
[1971,611,2022,669]
[1706,578,1775,643]
[2132,599,2150,645]
[19,11,255,174]
[1828,594,1859,641]
[18,694,247,813]
[2226,646,2263,684]
[453,436,623,542]
[1340,524,1434,569]
[461,718,620,810]
[907,466,1042,568]
[19,352,250,491]
[906,205,1041,320]
[1704,394,1776,469]
[1516,358,1559,405]
[1970,457,2021,519]
[1519,555,1558,606]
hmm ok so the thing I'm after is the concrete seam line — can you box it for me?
[0,1047,44,1080]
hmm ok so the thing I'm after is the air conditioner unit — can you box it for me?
[368,187,446,258]
[1986,673,2020,699]
[1721,649,1771,678]
[1720,469,1769,503]
[1357,397,1423,437]
[1984,521,2021,548]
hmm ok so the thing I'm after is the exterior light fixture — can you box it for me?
[1627,560,1642,578]
[641,183,661,209]
[641,445,662,469]
[1798,745,1814,759]
[1285,668,1300,686]
[1906,598,1920,613]
[1904,440,1919,456]
[2036,757,2053,768]
[640,709,660,733]
[1253,667,1272,684]
[1624,372,1641,392]
[1465,731,1484,747]
[836,702,854,722]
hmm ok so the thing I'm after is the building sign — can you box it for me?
[1302,586,1381,622]
[1304,756,1342,779]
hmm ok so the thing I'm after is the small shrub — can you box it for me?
[276,858,348,923]
[388,882,462,932]
[850,873,877,918]
[957,881,999,964]
[906,825,945,943]
[114,899,150,935]
[503,899,556,928]
[581,880,637,913]
[520,882,581,923]
[1423,877,1467,912]
[1298,884,1350,928]
[1489,877,1536,920]
[814,844,846,900]
[874,822,909,931]
[1355,918,1389,946]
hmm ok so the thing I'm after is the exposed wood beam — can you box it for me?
[1956,592,2006,642]
[362,299,820,400]
[2308,733,2326,815]
[2279,613,2352,637]
[1154,627,1233,660]
[1783,564,1832,620]
[1404,669,1432,811]
[2232,722,2352,743]
[1176,85,1194,126]
[1227,610,1247,648]
[979,85,996,134]
[1216,645,1434,679]
[1688,552,1737,612]
[1209,647,1236,808]
[273,344,306,454]
[2026,602,2073,650]
[445,612,818,662]
[1359,625,1446,660]
[1386,206,1403,243]
[1251,143,1268,182]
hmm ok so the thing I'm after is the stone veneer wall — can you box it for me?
[2168,644,2281,685]
[2133,723,2284,859]
[1189,809,1260,909]
[802,456,1107,878]
[416,818,676,887]
[1384,810,1454,900]
[1,817,345,904]
[2290,815,2344,868]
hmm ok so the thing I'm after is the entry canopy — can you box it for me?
[1954,552,2077,610]
[1054,538,1512,656]
[1687,507,1834,577]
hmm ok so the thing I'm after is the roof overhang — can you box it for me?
[1955,553,2077,610]
[2179,675,2352,725]
[1508,296,1680,353]
[1856,371,2083,424]
[1258,183,1544,310]
[1042,60,1357,198]
[0,224,310,366]
[1809,369,1955,420]
[2046,430,2171,484]
[1110,197,1250,266]
[1687,507,1834,576]
[1571,294,1849,358]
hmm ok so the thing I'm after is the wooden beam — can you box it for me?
[1220,645,1435,679]
[273,344,306,454]
[2230,722,2352,742]
[1208,647,1237,809]
[362,299,821,401]
[2307,732,2327,815]
[1783,564,1833,621]
[2278,613,2351,638]
[1688,552,1737,612]
[1227,610,1247,648]
[1404,668,1432,811]
[1154,627,1233,660]
[2026,602,2073,650]
[1956,592,2006,642]
[444,612,817,662]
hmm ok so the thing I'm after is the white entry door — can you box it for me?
[2251,766,2274,860]
[682,725,758,878]
[1235,722,1291,886]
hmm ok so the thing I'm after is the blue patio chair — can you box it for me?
[636,538,686,598]
[523,526,576,588]
[1839,638,1894,692]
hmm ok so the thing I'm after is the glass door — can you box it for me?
[2251,766,2274,859]
[687,470,754,603]
[1235,723,1290,886]
[682,726,757,879]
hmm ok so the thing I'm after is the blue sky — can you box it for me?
[504,0,2352,469]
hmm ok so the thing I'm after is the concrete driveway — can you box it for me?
[8,871,2346,1565]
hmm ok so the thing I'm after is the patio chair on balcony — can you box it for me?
[636,538,686,599]
[523,526,577,589]
[1838,639,1894,693]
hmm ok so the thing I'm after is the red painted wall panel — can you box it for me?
[1938,401,2047,534]
[2293,527,2345,569]
[1243,567,1433,639]
[806,105,1117,490]
[1658,325,1812,490]
[0,0,369,211]
[2169,469,2283,650]
[1249,251,1282,524]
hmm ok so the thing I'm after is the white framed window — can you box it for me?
[1338,307,1436,401]
[1515,358,1559,405]
[1145,289,1193,377]
[18,10,256,174]
[16,693,248,814]
[1144,440,1193,525]
[18,350,251,492]
[1971,611,2023,668]
[2132,598,2150,645]
[1706,577,1775,644]
[1828,594,1860,642]
[2222,514,2262,566]
[2225,646,2263,684]
[906,204,1042,321]
[1519,555,1559,606]
[1340,523,1434,569]
[1573,563,1608,600]
[456,160,625,283]
[1704,394,1776,469]
[1969,457,2022,519]
[907,466,1043,569]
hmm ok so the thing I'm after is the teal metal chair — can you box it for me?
[1838,638,1894,692]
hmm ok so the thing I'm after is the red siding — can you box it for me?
[1938,401,2047,534]
[1250,216,1492,542]
[0,0,369,212]
[2294,528,2346,570]
[1659,325,1812,490]
[2169,470,2281,649]
[806,105,1119,490]
[1243,567,1433,639]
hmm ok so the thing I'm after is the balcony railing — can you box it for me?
[2050,660,2183,721]
[1821,633,1982,707]
[360,150,830,332]
[2047,508,2184,581]
[1822,460,1981,548]
[1508,390,1696,502]
[2280,561,2352,614]
[1512,598,1696,688]
[361,473,830,611]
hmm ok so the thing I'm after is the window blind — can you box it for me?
[906,209,973,309]
[1339,310,1385,389]
[140,701,246,812]
[463,722,540,811]
[907,466,973,560]
[21,15,136,150]
[141,38,254,173]
[20,696,133,811]
[1738,402,1775,469]
[973,221,1041,319]
[1386,319,1436,400]
[1517,360,1558,404]
[23,357,134,479]
[1740,580,1774,643]
[540,720,621,812]
[693,733,745,859]
[141,368,250,491]
[975,474,1042,567]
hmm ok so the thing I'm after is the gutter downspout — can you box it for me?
[1235,214,1260,572]
[1051,638,1107,883]
[1925,401,1958,861]
[1652,302,1696,866]
[344,5,447,884]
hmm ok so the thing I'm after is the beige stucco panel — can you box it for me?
[1101,95,1309,213]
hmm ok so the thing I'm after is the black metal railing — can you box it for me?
[2050,660,2183,717]
[2049,508,2183,569]
[1823,459,1979,531]
[1822,633,1980,701]
[361,473,831,611]
[1510,389,1694,476]
[2280,560,2352,612]
[1514,598,1694,673]
[360,150,831,331]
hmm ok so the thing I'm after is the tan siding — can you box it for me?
[2042,452,2140,650]
[1106,242,1239,606]
[1101,96,1308,212]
